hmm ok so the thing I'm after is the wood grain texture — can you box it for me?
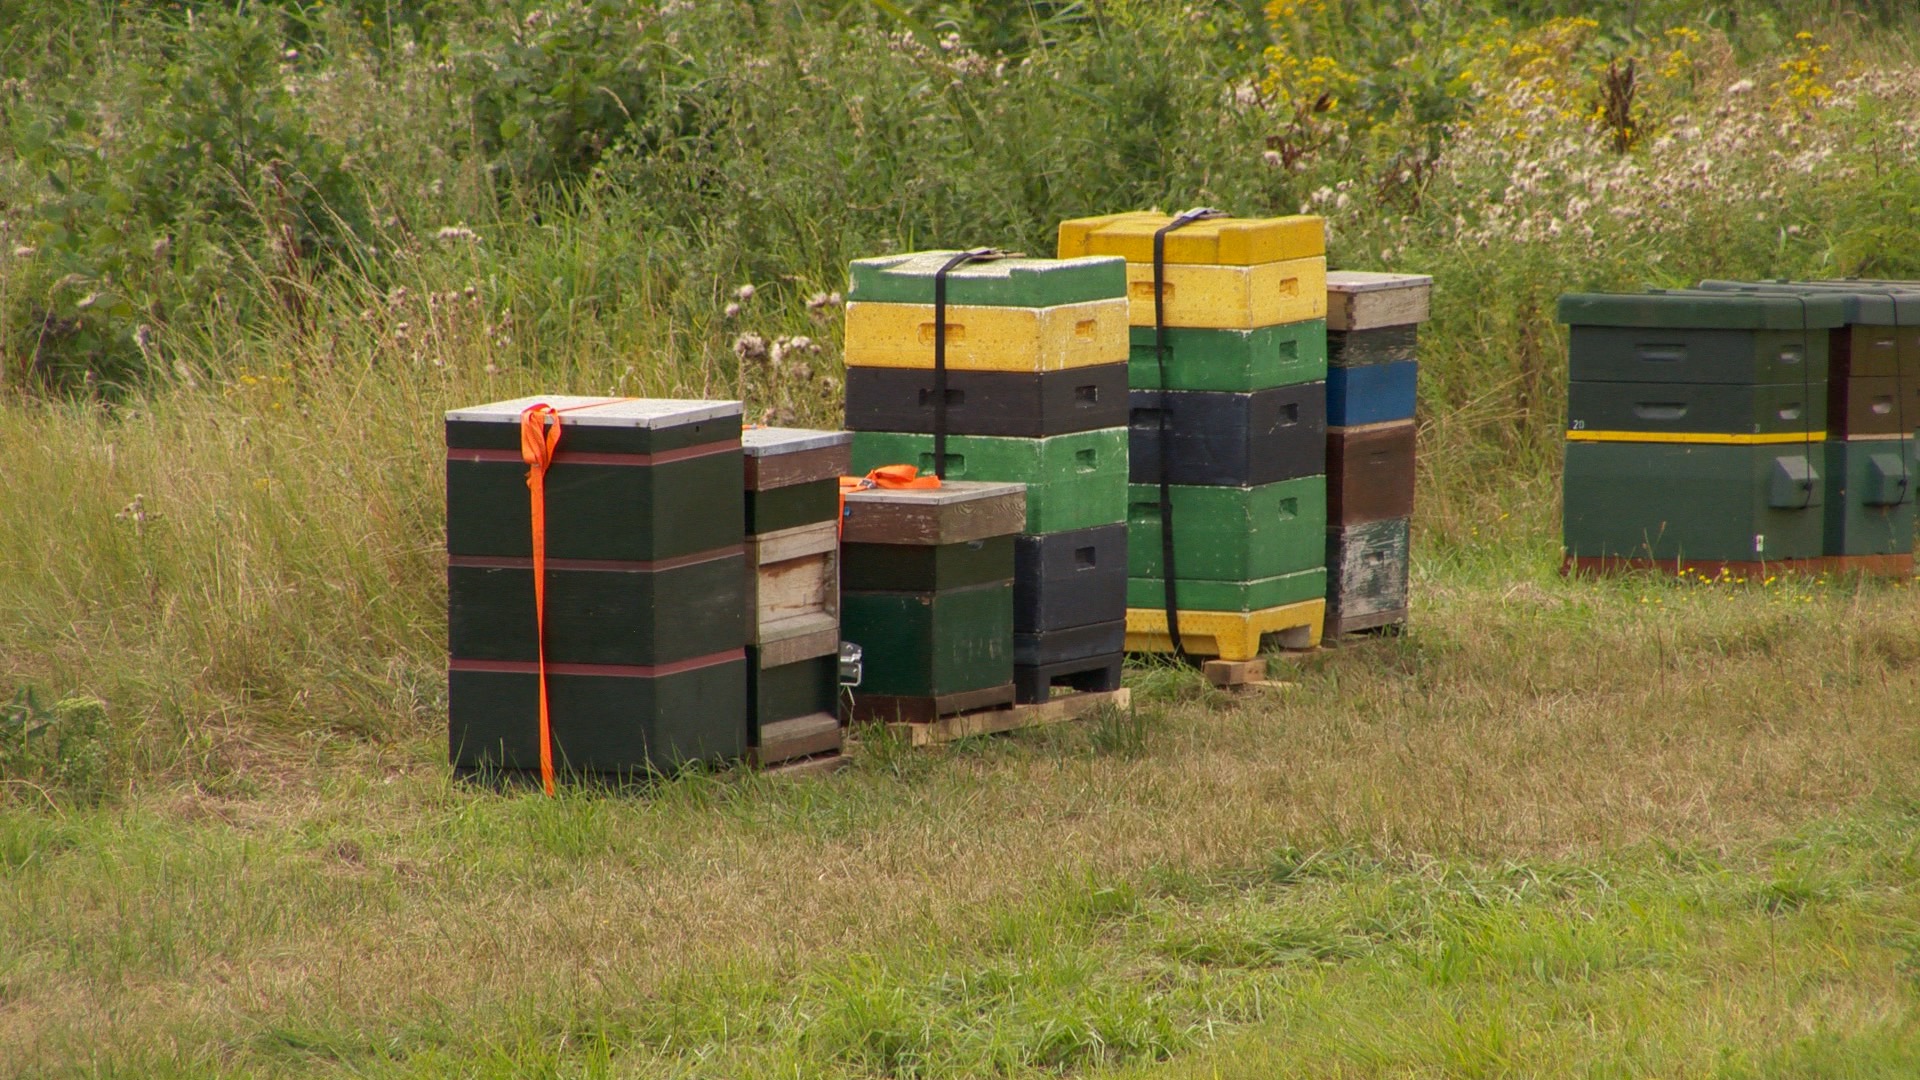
[746,549,838,645]
[750,521,840,565]
[873,686,1127,741]
[849,683,1018,726]
[743,443,852,491]
[752,620,841,668]
[748,713,843,766]
[839,482,1026,545]
[1325,272,1432,331]
[1325,517,1411,623]
[1327,421,1417,525]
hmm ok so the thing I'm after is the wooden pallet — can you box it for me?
[755,751,851,778]
[874,687,1131,748]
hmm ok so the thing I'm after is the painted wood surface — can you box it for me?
[1057,212,1325,264]
[741,427,852,491]
[1325,271,1433,331]
[1832,376,1920,437]
[1013,523,1127,633]
[1012,620,1125,667]
[1325,361,1417,426]
[749,713,842,766]
[746,547,838,646]
[1123,599,1326,660]
[1012,655,1124,704]
[1327,421,1417,525]
[839,580,1014,698]
[848,252,1125,307]
[1128,383,1327,487]
[851,428,1127,534]
[447,448,743,561]
[1126,567,1327,613]
[849,683,1017,726]
[841,536,1014,592]
[1127,321,1328,392]
[1823,437,1918,555]
[1116,257,1328,329]
[1564,553,1913,579]
[1327,325,1418,368]
[1126,477,1327,581]
[1558,290,1848,330]
[839,481,1026,545]
[1567,380,1824,437]
[448,549,746,665]
[746,479,838,536]
[747,654,840,730]
[1565,326,1828,385]
[445,396,740,454]
[1562,441,1826,561]
[843,364,1128,438]
[448,652,747,774]
[1325,517,1410,623]
[843,298,1128,372]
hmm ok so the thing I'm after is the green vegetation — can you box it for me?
[3,1,1919,1075]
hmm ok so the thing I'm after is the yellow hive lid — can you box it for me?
[1056,211,1325,265]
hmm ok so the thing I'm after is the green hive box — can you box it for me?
[1562,441,1825,561]
[1126,476,1327,581]
[838,581,1014,698]
[1559,290,1844,385]
[851,428,1127,534]
[1126,567,1327,612]
[1127,322,1329,392]
[1695,280,1920,378]
[1566,380,1825,437]
[1824,437,1918,555]
[848,252,1125,307]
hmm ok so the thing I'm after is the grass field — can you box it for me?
[4,1,1920,1075]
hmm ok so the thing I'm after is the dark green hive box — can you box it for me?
[841,535,1015,592]
[449,656,747,776]
[851,428,1127,534]
[1127,322,1328,392]
[1126,477,1327,581]
[848,252,1126,307]
[448,551,746,666]
[1566,380,1825,437]
[1697,280,1920,378]
[446,396,743,561]
[1823,437,1918,556]
[839,581,1014,698]
[1126,567,1327,612]
[1562,441,1825,561]
[1560,291,1844,385]
[746,651,840,734]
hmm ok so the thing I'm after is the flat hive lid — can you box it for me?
[741,427,853,456]
[1557,290,1848,330]
[848,252,1125,307]
[1326,270,1435,292]
[446,395,741,427]
[1057,211,1325,264]
[1694,280,1920,325]
[840,480,1026,545]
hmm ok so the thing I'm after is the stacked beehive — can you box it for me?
[842,253,1132,703]
[1559,292,1843,573]
[839,481,1028,722]
[445,396,748,780]
[1695,281,1919,573]
[741,427,852,767]
[1057,212,1329,662]
[1323,271,1431,636]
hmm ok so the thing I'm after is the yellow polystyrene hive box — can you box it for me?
[1118,257,1328,329]
[1057,212,1326,265]
[842,297,1129,372]
[1124,599,1326,660]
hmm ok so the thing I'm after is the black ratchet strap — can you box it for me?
[1153,208,1226,659]
[933,248,1020,478]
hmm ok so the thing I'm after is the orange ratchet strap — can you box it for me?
[837,464,941,536]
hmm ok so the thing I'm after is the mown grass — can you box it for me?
[4,1,1920,1075]
[4,548,1919,1076]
